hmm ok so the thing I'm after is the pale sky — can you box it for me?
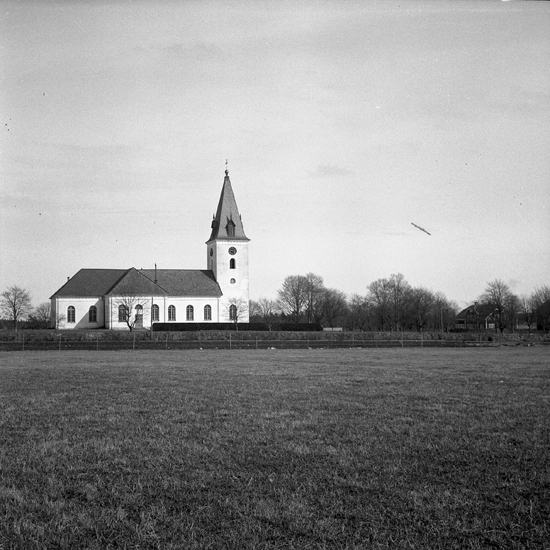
[2,0,549,308]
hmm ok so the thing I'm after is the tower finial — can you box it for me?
[225,159,229,176]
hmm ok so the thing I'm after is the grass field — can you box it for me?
[0,348,548,549]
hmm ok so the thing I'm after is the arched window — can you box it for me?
[204,304,212,321]
[229,304,237,321]
[67,306,75,323]
[152,304,159,322]
[186,305,194,321]
[230,258,236,269]
[118,305,128,322]
[226,220,235,237]
[168,305,176,321]
[88,306,97,323]
[135,304,143,324]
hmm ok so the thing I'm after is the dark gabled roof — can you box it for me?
[51,268,223,299]
[455,304,497,320]
[207,170,249,242]
[50,269,129,298]
[107,268,167,296]
[138,269,222,297]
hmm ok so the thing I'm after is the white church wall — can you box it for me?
[107,295,158,331]
[104,295,221,329]
[52,297,105,330]
[158,297,220,323]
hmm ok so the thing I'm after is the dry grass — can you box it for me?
[0,348,548,549]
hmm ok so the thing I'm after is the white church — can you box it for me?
[50,169,250,330]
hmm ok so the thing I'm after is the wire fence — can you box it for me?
[1,333,544,352]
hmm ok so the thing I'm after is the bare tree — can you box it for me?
[504,293,520,332]
[225,297,248,330]
[479,279,513,333]
[409,287,435,332]
[115,294,149,332]
[1,285,33,331]
[319,288,348,328]
[304,273,324,323]
[519,294,537,333]
[367,274,411,331]
[249,300,261,319]
[532,285,550,330]
[432,292,458,333]
[255,297,278,330]
[387,273,411,331]
[277,275,309,322]
[28,301,52,329]
[346,294,372,331]
[367,278,392,330]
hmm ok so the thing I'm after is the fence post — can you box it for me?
[58,334,62,351]
[280,332,282,350]
[133,331,136,350]
[230,333,232,350]
[165,333,168,350]
[401,331,403,348]
[22,332,25,352]
[96,335,99,351]
[421,332,423,347]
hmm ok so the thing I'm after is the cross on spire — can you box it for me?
[225,159,229,175]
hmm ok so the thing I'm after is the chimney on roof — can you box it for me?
[67,276,70,282]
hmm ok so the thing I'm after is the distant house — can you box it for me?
[455,304,497,331]
[50,169,250,330]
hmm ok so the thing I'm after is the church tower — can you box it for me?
[206,168,250,322]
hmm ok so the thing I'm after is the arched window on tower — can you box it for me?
[67,306,75,323]
[88,306,97,323]
[226,220,235,237]
[204,304,212,321]
[186,305,194,321]
[168,305,176,321]
[229,304,237,321]
[230,258,236,269]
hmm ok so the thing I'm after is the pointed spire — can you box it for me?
[207,167,249,242]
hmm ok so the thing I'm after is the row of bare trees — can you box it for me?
[250,275,550,332]
[478,279,550,333]
[0,285,52,330]
[249,273,457,332]
[2,278,550,332]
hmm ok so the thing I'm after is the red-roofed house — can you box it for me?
[50,170,250,329]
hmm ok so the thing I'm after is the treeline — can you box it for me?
[250,274,550,332]
[0,286,51,331]
[2,277,550,332]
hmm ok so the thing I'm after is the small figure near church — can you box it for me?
[50,169,250,329]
